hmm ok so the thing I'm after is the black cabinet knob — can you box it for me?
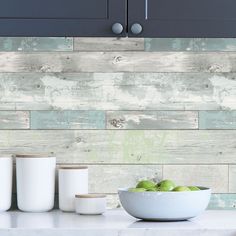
[131,23,143,35]
[112,23,123,35]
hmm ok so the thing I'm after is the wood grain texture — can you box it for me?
[1,72,236,110]
[106,111,198,129]
[1,52,236,73]
[208,194,236,210]
[0,111,29,129]
[163,165,228,193]
[2,130,236,164]
[145,38,236,52]
[74,38,144,51]
[0,37,72,52]
[88,165,162,193]
[199,111,236,129]
[229,165,236,193]
[31,111,105,129]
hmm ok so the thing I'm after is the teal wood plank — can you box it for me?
[145,38,236,51]
[199,111,236,129]
[31,111,105,129]
[208,194,236,210]
[0,37,72,51]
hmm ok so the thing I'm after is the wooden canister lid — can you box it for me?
[14,154,53,158]
[59,166,88,170]
[75,194,106,198]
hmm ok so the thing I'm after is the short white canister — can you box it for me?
[75,194,106,215]
[0,157,13,212]
[16,154,56,212]
[59,166,88,212]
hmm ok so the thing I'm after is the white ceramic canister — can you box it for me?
[16,154,56,212]
[0,157,13,212]
[59,166,88,212]
[75,194,106,215]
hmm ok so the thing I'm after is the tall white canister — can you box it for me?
[0,157,13,212]
[16,154,56,212]
[59,166,88,212]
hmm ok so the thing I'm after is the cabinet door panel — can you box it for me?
[128,0,236,37]
[0,0,126,36]
[0,0,107,19]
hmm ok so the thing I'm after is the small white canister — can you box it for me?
[59,166,88,212]
[0,157,13,212]
[16,154,56,212]
[75,194,106,215]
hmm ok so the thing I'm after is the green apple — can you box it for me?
[158,179,176,191]
[128,187,146,192]
[147,187,158,192]
[136,180,156,190]
[188,186,200,191]
[173,186,191,192]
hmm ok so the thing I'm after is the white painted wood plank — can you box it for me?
[0,111,29,129]
[0,72,235,110]
[0,52,235,73]
[106,111,198,129]
[2,130,236,164]
[163,165,228,193]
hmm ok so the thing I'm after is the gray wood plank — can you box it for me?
[2,130,236,164]
[106,111,198,129]
[0,72,236,110]
[0,52,236,73]
[0,111,29,129]
[31,111,105,129]
[163,165,228,193]
[74,38,144,51]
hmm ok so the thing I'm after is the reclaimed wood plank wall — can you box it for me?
[0,37,236,210]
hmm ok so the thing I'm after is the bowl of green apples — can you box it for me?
[118,179,211,221]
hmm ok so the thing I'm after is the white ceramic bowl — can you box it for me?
[118,187,211,221]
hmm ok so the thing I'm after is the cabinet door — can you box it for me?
[0,0,126,36]
[128,0,236,37]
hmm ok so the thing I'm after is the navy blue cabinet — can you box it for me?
[1,0,236,37]
[0,0,126,36]
[128,0,236,37]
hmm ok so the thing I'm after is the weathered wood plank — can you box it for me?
[88,165,162,193]
[31,111,105,129]
[1,72,236,110]
[208,194,236,210]
[163,165,228,193]
[199,111,236,129]
[0,111,29,129]
[74,38,144,51]
[229,165,236,193]
[106,111,198,129]
[0,38,72,52]
[145,38,236,52]
[2,130,236,164]
[0,52,236,73]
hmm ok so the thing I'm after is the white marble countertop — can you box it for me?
[0,209,236,236]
